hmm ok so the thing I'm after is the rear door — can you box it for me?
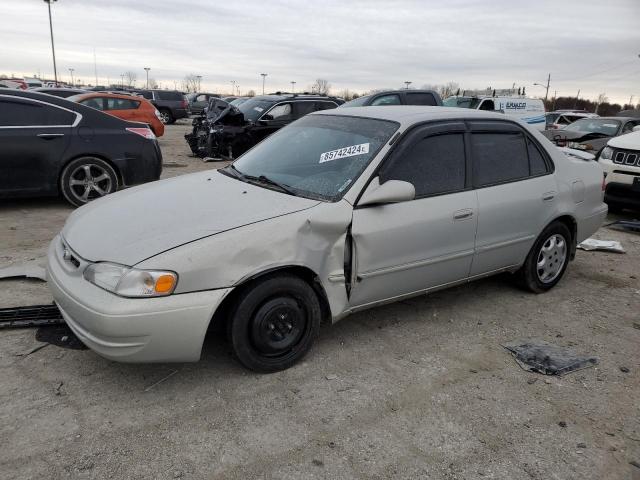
[468,121,557,275]
[0,96,75,195]
[350,122,478,307]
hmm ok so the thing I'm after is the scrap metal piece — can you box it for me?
[0,304,64,329]
[0,261,47,281]
[607,219,640,234]
[577,238,625,253]
[503,339,598,376]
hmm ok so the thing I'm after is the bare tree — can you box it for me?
[182,74,200,93]
[148,78,159,89]
[123,71,137,88]
[595,93,608,114]
[311,78,331,95]
[246,89,256,97]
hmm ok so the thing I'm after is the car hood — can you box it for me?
[608,130,640,150]
[62,170,320,265]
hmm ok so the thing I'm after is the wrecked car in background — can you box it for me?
[47,106,607,373]
[543,116,640,155]
[598,129,640,211]
[186,93,343,159]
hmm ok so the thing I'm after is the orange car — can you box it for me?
[68,92,165,137]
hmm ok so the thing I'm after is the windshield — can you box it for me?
[564,119,620,136]
[340,95,371,107]
[443,96,481,109]
[230,97,248,107]
[229,114,399,201]
[237,98,277,122]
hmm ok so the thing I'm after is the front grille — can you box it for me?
[612,149,640,167]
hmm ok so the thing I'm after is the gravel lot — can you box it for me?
[1,121,639,479]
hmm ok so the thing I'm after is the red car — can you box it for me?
[68,92,165,137]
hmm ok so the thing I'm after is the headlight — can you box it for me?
[600,146,613,160]
[568,142,591,151]
[83,262,177,297]
[210,124,224,134]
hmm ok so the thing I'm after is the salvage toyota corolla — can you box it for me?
[47,106,608,372]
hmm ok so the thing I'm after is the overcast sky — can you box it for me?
[2,0,639,104]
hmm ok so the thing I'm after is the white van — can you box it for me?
[444,93,546,131]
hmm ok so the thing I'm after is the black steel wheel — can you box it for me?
[227,274,321,372]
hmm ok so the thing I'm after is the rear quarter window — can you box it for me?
[156,91,184,101]
[0,99,76,126]
[405,92,438,106]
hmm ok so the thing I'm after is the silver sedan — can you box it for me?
[47,106,608,372]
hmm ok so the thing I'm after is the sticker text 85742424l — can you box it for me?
[319,143,370,163]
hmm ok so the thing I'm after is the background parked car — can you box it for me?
[32,87,88,98]
[545,111,598,130]
[135,89,189,124]
[543,116,640,154]
[341,89,443,107]
[598,129,640,211]
[186,92,220,114]
[191,93,343,158]
[0,78,28,89]
[68,92,165,137]
[0,89,162,206]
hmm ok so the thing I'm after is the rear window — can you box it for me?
[472,132,530,187]
[156,91,184,101]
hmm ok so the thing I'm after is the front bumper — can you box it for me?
[47,236,232,363]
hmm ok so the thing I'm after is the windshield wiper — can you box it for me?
[247,173,296,195]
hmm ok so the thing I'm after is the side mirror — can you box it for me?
[261,114,274,121]
[358,177,415,207]
[632,125,640,132]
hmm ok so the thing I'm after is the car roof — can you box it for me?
[0,87,81,106]
[74,92,145,101]
[254,93,341,102]
[312,105,509,127]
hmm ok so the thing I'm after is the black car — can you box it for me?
[32,87,88,98]
[0,89,162,206]
[340,89,443,107]
[135,89,189,124]
[186,92,220,115]
[187,93,343,159]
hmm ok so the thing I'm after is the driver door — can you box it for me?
[349,122,478,308]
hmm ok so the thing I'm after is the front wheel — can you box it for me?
[60,157,118,207]
[227,274,321,372]
[516,221,571,293]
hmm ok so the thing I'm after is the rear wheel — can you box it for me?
[227,274,321,372]
[516,221,571,293]
[60,157,118,207]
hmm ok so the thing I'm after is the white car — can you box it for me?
[598,129,640,211]
[47,107,608,372]
[545,111,598,130]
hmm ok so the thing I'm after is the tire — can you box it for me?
[158,109,174,125]
[516,221,572,293]
[227,274,321,373]
[60,157,119,207]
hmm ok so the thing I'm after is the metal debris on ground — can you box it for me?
[0,304,65,329]
[502,339,598,376]
[0,260,47,281]
[36,324,87,350]
[577,238,625,253]
[607,219,640,234]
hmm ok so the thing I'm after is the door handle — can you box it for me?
[453,209,474,220]
[37,133,65,139]
[542,191,556,201]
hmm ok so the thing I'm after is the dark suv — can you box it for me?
[341,89,443,107]
[135,89,189,124]
[187,93,343,159]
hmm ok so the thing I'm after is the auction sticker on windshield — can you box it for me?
[320,143,370,163]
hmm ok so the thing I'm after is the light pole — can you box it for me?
[237,85,240,96]
[260,73,267,95]
[404,81,412,89]
[120,73,125,89]
[291,81,296,93]
[144,67,150,89]
[196,75,202,92]
[68,68,74,86]
[533,73,551,102]
[230,80,236,95]
[43,0,58,85]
